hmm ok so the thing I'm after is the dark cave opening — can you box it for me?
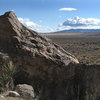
[14,71,31,85]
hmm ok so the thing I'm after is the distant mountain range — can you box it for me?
[56,29,100,33]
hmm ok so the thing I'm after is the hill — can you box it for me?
[56,29,100,33]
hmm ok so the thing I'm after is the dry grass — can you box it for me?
[41,33,82,36]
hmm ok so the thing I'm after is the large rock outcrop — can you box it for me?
[0,11,78,78]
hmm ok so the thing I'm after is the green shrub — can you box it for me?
[0,62,16,91]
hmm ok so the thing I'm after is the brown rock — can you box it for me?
[0,11,78,80]
[15,84,35,100]
[0,11,79,99]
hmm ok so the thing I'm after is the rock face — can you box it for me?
[0,11,78,79]
[33,64,100,100]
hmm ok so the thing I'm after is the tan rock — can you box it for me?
[0,11,79,84]
[6,91,20,97]
[15,84,35,100]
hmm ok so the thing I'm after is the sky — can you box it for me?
[0,0,100,33]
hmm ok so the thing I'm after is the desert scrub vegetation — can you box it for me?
[0,62,16,92]
[48,36,100,65]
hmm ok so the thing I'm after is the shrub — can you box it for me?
[0,62,16,91]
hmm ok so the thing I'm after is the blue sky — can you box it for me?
[0,0,100,32]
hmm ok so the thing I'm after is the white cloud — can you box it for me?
[18,18,37,27]
[58,16,100,30]
[18,18,54,33]
[59,8,77,11]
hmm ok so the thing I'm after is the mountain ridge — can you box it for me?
[56,29,100,33]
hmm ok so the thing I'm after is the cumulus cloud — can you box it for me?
[59,8,77,11]
[58,16,100,30]
[18,18,54,33]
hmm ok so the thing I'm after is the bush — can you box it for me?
[0,62,16,91]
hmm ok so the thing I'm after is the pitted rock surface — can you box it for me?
[0,11,79,83]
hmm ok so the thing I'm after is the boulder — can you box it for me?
[15,84,35,100]
[6,91,20,97]
[0,11,79,84]
[0,95,4,99]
